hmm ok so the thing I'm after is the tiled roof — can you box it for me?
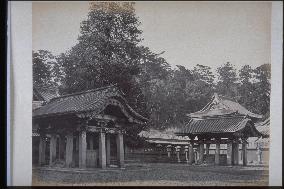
[146,139,190,145]
[188,93,262,119]
[139,129,190,145]
[139,129,189,140]
[176,116,255,135]
[255,117,270,137]
[33,85,148,123]
[33,86,59,102]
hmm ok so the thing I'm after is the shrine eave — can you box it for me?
[175,116,263,138]
[32,85,148,124]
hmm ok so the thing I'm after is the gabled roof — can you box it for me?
[188,93,262,120]
[33,85,148,124]
[175,116,263,137]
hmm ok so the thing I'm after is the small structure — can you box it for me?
[32,85,148,169]
[175,93,264,166]
[247,116,270,164]
[128,129,192,163]
[139,129,191,146]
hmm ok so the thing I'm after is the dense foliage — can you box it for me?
[33,2,271,146]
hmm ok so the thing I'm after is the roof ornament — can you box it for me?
[213,93,220,103]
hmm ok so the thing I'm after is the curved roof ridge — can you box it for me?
[188,93,262,119]
[191,115,246,120]
[217,94,236,102]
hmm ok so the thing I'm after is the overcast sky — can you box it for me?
[33,1,271,71]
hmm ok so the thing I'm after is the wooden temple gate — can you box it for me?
[33,85,148,169]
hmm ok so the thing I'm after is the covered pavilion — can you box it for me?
[32,85,148,169]
[138,129,191,163]
[175,93,264,166]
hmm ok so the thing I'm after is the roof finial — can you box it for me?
[213,93,220,103]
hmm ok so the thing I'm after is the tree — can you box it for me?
[192,64,215,85]
[59,2,142,93]
[251,64,271,114]
[33,50,58,88]
[185,64,215,113]
[56,2,171,144]
[238,65,255,111]
[58,2,170,110]
[215,62,239,98]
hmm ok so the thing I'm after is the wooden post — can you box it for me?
[188,142,194,164]
[199,142,204,164]
[65,133,73,168]
[167,147,171,158]
[99,130,106,169]
[106,133,111,166]
[215,141,220,165]
[79,130,87,168]
[76,136,79,151]
[177,151,180,163]
[89,134,94,150]
[233,141,239,165]
[185,146,189,163]
[39,135,46,166]
[206,143,210,155]
[242,139,247,166]
[58,135,65,160]
[116,131,125,167]
[49,134,57,166]
[227,141,233,165]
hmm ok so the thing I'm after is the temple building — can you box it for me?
[175,93,264,166]
[32,85,148,169]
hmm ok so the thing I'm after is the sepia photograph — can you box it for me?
[28,1,275,186]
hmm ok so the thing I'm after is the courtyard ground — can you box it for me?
[32,163,269,186]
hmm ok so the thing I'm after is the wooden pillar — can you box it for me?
[106,134,111,166]
[116,131,125,168]
[79,130,87,168]
[233,141,239,165]
[242,139,247,166]
[215,140,220,165]
[188,142,194,164]
[167,145,171,158]
[99,130,106,169]
[206,144,210,155]
[194,149,198,163]
[199,142,204,163]
[76,136,79,151]
[176,146,181,163]
[39,135,46,166]
[185,146,189,163]
[49,134,57,166]
[89,134,94,150]
[227,141,233,165]
[65,133,73,168]
[58,135,65,160]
